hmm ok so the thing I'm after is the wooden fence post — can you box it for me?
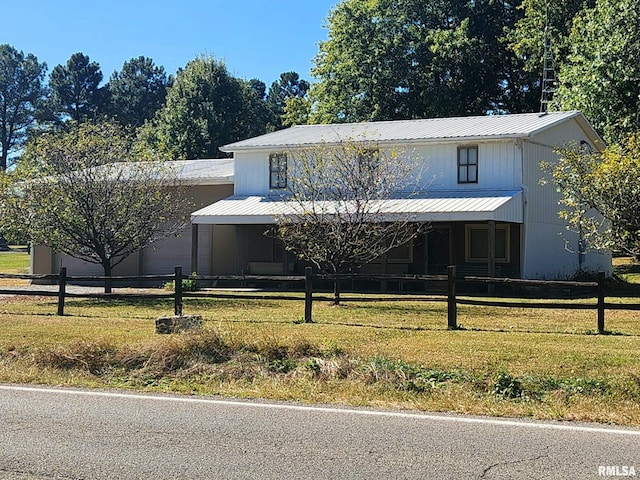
[174,266,183,316]
[304,267,313,323]
[597,271,605,334]
[57,267,67,316]
[447,266,457,330]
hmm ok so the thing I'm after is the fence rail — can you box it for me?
[1,266,638,333]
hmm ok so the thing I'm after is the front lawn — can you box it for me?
[0,248,29,274]
[614,256,640,284]
[0,292,638,426]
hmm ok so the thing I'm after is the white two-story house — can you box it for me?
[191,111,612,280]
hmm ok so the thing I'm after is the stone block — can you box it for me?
[155,315,202,334]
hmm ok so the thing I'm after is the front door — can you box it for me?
[427,227,451,274]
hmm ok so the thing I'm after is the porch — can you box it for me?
[189,189,524,289]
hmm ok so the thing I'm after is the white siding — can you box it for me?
[411,141,521,191]
[227,113,610,280]
[521,118,612,278]
[233,141,523,196]
[234,151,270,195]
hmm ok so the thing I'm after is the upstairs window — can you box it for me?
[357,148,379,175]
[458,146,478,184]
[269,153,287,189]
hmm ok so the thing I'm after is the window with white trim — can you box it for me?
[458,146,478,184]
[269,153,287,189]
[465,224,509,262]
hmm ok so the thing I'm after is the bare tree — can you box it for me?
[273,139,427,304]
[0,122,191,292]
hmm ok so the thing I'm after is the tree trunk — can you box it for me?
[333,277,341,306]
[102,262,113,294]
[0,234,9,251]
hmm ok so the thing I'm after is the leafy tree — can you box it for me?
[0,44,47,171]
[282,95,312,127]
[44,52,106,126]
[310,0,536,123]
[106,56,171,129]
[142,55,267,159]
[274,140,426,304]
[245,78,277,133]
[554,0,640,143]
[508,0,596,77]
[266,72,310,130]
[545,135,640,260]
[0,121,191,292]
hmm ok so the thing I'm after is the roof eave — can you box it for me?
[220,134,531,153]
[527,111,606,151]
[176,176,234,186]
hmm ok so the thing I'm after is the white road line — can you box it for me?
[2,383,640,436]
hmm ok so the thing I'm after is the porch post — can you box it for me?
[423,231,429,274]
[191,223,199,274]
[488,220,496,295]
[487,220,496,277]
[282,241,288,274]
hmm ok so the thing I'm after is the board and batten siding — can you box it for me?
[410,141,521,191]
[233,141,523,196]
[233,151,272,195]
[521,118,611,278]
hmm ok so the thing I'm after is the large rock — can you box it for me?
[155,315,202,334]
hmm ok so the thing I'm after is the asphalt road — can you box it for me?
[0,384,638,479]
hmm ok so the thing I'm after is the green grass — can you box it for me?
[0,253,638,424]
[0,249,30,274]
[1,292,639,426]
[614,257,640,283]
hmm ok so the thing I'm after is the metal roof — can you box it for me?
[191,190,523,225]
[167,158,234,184]
[107,158,234,184]
[221,111,602,152]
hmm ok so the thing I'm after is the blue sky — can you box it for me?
[4,0,339,85]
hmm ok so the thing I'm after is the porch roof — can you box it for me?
[191,190,524,225]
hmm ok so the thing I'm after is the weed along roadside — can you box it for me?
[1,253,640,426]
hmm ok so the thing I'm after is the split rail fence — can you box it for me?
[1,266,639,334]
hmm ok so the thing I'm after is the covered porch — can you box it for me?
[190,190,525,284]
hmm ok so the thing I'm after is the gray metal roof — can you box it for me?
[113,158,234,184]
[191,190,523,225]
[221,111,602,152]
[170,158,234,184]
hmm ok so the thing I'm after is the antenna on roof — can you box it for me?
[540,1,557,112]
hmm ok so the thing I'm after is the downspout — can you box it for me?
[519,138,528,279]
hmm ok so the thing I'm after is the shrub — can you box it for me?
[164,272,200,292]
[493,371,523,399]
